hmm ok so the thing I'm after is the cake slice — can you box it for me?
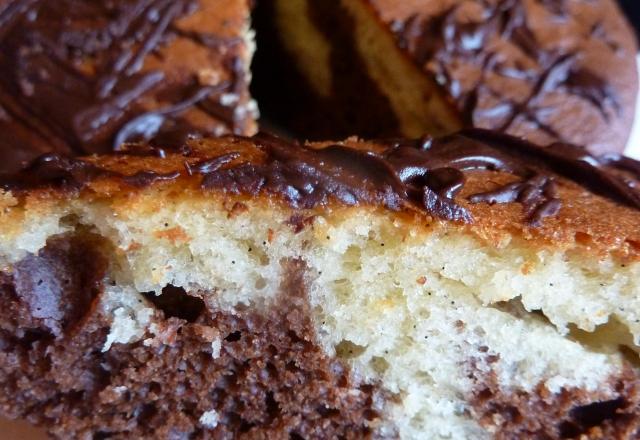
[1,130,640,438]
[252,0,638,154]
[0,0,257,174]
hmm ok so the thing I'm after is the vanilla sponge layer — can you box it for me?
[2,190,638,438]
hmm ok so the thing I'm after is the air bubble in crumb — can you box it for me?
[335,340,367,359]
[255,276,267,289]
[199,409,219,429]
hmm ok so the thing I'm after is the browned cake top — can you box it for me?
[2,130,640,260]
[0,0,254,174]
[366,0,639,154]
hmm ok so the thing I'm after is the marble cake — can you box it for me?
[0,131,640,438]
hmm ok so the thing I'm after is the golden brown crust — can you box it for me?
[343,138,640,261]
[3,134,640,262]
[147,0,256,135]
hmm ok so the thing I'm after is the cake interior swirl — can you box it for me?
[1,131,640,438]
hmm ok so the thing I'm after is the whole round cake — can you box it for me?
[253,0,638,154]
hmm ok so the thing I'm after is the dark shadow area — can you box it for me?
[618,0,640,38]
[142,285,205,323]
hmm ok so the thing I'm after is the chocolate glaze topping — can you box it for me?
[2,130,640,227]
[199,130,640,226]
[0,0,248,173]
[387,0,636,153]
[395,0,617,124]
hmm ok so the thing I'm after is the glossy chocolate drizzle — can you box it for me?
[196,130,640,226]
[392,0,622,144]
[2,130,640,227]
[0,0,246,173]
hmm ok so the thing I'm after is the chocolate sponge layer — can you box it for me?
[0,235,386,439]
[2,231,640,438]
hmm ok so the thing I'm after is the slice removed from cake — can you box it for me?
[0,0,258,174]
[1,131,640,438]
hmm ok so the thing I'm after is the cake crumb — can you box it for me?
[211,337,222,359]
[200,409,219,429]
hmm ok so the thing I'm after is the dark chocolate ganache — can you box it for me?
[2,130,640,227]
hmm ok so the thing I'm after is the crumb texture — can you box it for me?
[0,237,387,439]
[470,365,640,439]
[2,152,640,438]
